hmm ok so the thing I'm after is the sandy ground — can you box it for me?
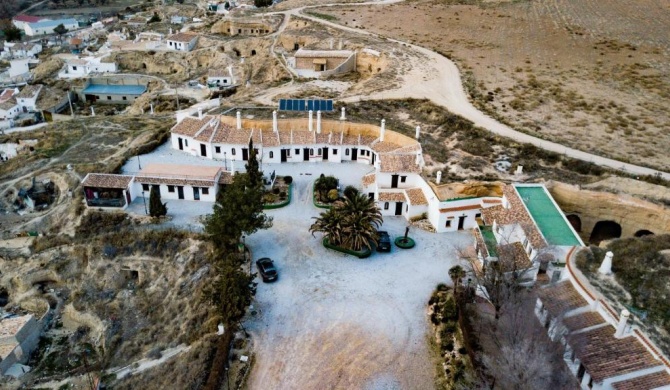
[240,162,471,390]
[311,0,670,172]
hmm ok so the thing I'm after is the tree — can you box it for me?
[310,192,382,251]
[53,23,68,37]
[254,0,273,7]
[148,186,167,217]
[201,253,253,324]
[148,11,161,24]
[1,24,22,42]
[204,172,272,251]
[314,174,338,203]
[245,139,261,187]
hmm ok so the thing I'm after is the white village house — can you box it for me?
[11,14,46,30]
[24,19,79,36]
[14,85,43,112]
[166,33,198,52]
[207,69,234,88]
[0,99,21,121]
[58,57,117,79]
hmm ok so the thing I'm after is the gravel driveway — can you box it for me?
[243,162,471,390]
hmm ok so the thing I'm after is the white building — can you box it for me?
[166,33,198,52]
[11,14,46,30]
[2,42,42,59]
[14,85,43,112]
[58,57,117,79]
[24,19,79,36]
[0,99,21,120]
[207,69,234,88]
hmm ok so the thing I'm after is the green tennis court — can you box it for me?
[515,185,582,247]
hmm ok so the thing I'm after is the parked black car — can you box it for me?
[256,258,278,282]
[377,231,391,252]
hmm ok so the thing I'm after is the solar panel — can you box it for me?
[278,99,334,112]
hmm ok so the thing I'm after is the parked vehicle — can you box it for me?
[256,257,278,282]
[377,231,391,252]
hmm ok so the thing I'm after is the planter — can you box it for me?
[394,237,416,249]
[313,183,335,209]
[322,238,372,259]
[263,183,292,210]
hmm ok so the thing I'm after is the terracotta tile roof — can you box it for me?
[0,89,16,102]
[395,143,421,153]
[0,315,32,339]
[439,204,481,213]
[208,69,230,78]
[562,311,606,332]
[135,164,220,187]
[496,242,532,270]
[480,185,547,249]
[570,326,661,383]
[0,98,18,110]
[210,123,233,143]
[537,281,588,316]
[315,132,330,144]
[82,173,133,189]
[194,124,215,142]
[289,130,315,145]
[405,187,427,205]
[218,171,233,185]
[378,191,406,202]
[379,154,421,173]
[359,135,377,146]
[362,173,376,187]
[135,176,215,187]
[16,84,42,99]
[226,128,252,145]
[612,370,670,390]
[171,116,214,137]
[341,134,359,145]
[13,14,43,23]
[371,141,401,153]
[167,32,198,43]
[260,129,280,147]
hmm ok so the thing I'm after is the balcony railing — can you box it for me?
[86,197,126,208]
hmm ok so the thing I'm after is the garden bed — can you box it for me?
[395,237,416,249]
[313,175,339,209]
[263,176,292,209]
[322,238,372,259]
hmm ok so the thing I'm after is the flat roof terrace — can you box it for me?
[514,184,583,247]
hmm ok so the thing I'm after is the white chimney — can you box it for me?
[150,103,154,115]
[231,159,236,175]
[328,132,332,143]
[338,39,343,50]
[316,110,322,134]
[380,119,386,141]
[340,107,346,121]
[598,251,613,275]
[515,165,524,175]
[272,110,278,133]
[615,309,631,338]
[236,110,242,130]
[436,171,442,184]
[90,106,95,116]
[415,126,420,140]
[198,108,203,119]
[217,323,224,335]
[308,110,313,132]
[415,153,421,165]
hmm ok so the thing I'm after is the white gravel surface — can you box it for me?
[241,163,471,390]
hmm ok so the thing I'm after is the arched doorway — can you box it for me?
[566,214,582,232]
[634,229,654,237]
[589,221,622,245]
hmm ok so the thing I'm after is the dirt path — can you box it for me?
[255,1,670,180]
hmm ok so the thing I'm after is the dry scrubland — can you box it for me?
[314,0,670,171]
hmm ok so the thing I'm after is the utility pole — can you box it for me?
[175,87,180,111]
[67,90,74,117]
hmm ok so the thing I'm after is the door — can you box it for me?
[177,186,184,199]
[193,187,200,201]
[395,202,403,216]
[242,148,249,161]
[391,174,399,188]
[458,215,466,230]
[323,147,329,160]
[303,148,309,161]
[372,153,376,165]
[178,137,183,150]
[351,148,358,161]
[125,190,131,206]
[200,143,207,157]
[280,149,287,162]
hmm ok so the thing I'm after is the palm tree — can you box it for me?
[310,192,382,252]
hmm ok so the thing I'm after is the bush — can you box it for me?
[327,189,339,202]
[283,176,293,185]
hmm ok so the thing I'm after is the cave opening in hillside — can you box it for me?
[566,214,582,232]
[251,49,256,56]
[634,229,654,237]
[589,220,622,244]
